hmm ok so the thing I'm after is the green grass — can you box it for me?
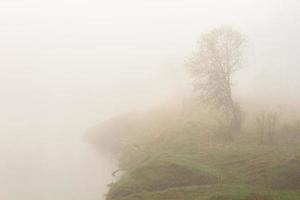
[106,160,217,200]
[106,142,300,200]
[109,184,300,200]
[103,115,300,200]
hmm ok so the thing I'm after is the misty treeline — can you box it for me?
[87,26,300,171]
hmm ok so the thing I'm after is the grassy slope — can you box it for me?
[106,142,300,200]
[100,105,300,200]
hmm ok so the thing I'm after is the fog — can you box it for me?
[0,0,300,200]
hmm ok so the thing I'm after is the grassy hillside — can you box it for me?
[89,101,300,200]
[106,143,300,200]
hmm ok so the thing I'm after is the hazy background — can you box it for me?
[0,0,300,200]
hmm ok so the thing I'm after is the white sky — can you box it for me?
[0,0,300,199]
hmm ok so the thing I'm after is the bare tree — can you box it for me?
[188,27,244,140]
[255,111,279,144]
[255,112,267,144]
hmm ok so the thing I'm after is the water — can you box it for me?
[0,140,116,200]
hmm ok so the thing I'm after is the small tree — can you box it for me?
[188,27,244,140]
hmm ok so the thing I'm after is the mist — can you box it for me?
[1,0,300,200]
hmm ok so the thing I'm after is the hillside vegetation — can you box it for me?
[88,99,300,200]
